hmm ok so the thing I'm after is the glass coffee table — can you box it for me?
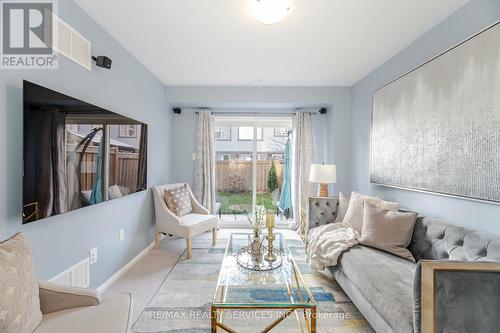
[211,233,316,333]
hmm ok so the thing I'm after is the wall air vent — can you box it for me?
[49,257,90,288]
[50,14,92,71]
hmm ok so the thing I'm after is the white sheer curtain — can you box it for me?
[193,110,216,213]
[290,112,314,229]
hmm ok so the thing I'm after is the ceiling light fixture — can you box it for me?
[253,0,290,25]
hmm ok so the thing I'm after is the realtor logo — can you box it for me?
[1,0,58,69]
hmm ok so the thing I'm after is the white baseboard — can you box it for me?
[96,241,155,294]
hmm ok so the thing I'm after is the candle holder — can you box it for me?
[265,226,277,262]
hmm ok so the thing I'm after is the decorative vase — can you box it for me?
[248,234,264,256]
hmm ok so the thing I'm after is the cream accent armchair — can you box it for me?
[0,232,132,333]
[34,281,132,333]
[152,183,218,258]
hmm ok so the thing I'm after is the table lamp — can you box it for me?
[309,164,337,197]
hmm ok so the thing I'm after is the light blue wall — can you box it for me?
[0,0,173,288]
[351,0,500,235]
[8,0,492,290]
[166,86,351,195]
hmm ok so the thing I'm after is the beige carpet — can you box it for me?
[104,229,374,332]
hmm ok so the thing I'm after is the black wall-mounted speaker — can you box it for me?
[92,56,112,69]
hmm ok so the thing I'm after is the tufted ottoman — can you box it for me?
[308,196,340,228]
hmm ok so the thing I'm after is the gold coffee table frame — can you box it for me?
[211,233,317,333]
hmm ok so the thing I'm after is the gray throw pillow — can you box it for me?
[359,203,418,261]
[334,192,350,223]
[0,233,42,333]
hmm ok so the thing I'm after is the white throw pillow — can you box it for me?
[334,192,350,223]
[342,191,400,234]
[81,190,92,204]
[0,233,42,333]
[108,185,123,199]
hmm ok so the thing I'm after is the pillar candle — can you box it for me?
[266,213,275,228]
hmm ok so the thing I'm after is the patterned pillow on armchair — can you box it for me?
[164,184,193,217]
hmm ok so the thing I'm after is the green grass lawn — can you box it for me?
[217,191,276,214]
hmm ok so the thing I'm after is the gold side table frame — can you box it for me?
[211,233,317,333]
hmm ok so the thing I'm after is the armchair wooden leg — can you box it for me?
[212,228,217,246]
[155,232,162,249]
[186,237,192,259]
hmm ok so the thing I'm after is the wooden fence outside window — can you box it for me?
[67,146,139,192]
[215,160,284,193]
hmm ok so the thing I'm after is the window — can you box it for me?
[66,124,79,132]
[238,127,263,140]
[64,121,147,206]
[239,153,262,161]
[119,124,137,138]
[272,153,284,160]
[215,126,231,140]
[274,128,289,137]
[217,153,231,161]
[239,153,251,161]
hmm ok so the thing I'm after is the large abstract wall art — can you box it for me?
[371,22,500,203]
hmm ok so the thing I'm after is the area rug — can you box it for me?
[132,231,374,333]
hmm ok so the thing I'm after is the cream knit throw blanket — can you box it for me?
[306,223,360,271]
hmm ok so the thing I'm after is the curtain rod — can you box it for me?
[204,112,313,116]
[172,107,327,115]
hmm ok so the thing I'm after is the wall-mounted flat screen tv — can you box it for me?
[23,81,148,223]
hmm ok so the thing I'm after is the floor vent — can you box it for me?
[49,258,90,288]
[49,13,92,71]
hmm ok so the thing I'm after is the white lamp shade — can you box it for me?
[309,164,337,184]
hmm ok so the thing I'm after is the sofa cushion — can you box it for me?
[336,245,416,333]
[179,213,218,237]
[0,233,42,333]
[34,293,132,333]
[164,184,192,217]
[342,192,400,234]
[359,203,418,261]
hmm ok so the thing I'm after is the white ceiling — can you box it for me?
[75,0,469,87]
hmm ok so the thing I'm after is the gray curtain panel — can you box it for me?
[193,110,216,213]
[136,125,148,191]
[291,112,314,229]
[37,110,68,218]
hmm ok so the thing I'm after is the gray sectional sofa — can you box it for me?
[307,197,500,333]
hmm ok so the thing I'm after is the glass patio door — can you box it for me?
[214,116,292,226]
